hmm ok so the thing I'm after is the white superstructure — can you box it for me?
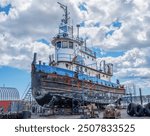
[49,2,113,82]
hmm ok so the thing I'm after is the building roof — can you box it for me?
[0,87,20,101]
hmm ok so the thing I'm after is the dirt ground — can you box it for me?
[31,109,150,119]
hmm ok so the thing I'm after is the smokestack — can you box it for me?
[49,55,52,66]
[32,53,37,64]
[76,24,80,39]
[103,60,106,72]
[85,38,87,48]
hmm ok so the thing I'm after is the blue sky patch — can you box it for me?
[80,21,100,28]
[104,51,124,57]
[0,66,30,96]
[78,2,88,12]
[105,20,122,37]
[94,22,100,27]
[80,21,85,27]
[0,4,12,15]
[105,30,115,37]
[91,47,124,58]
[37,38,50,45]
[112,20,122,28]
[91,47,105,57]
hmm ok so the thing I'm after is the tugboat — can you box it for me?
[31,2,125,109]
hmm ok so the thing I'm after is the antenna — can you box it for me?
[57,2,70,24]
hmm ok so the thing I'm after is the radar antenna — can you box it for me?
[57,2,70,24]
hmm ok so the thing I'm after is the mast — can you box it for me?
[57,2,73,38]
[57,2,70,24]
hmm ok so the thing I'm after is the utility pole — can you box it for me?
[130,93,132,103]
[139,88,143,105]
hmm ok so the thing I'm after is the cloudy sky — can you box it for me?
[0,0,150,97]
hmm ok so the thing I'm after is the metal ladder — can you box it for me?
[22,83,33,103]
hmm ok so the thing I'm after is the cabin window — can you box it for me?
[62,41,68,48]
[56,41,61,48]
[66,63,69,68]
[96,74,99,79]
[87,56,89,59]
[85,68,87,72]
[69,41,73,49]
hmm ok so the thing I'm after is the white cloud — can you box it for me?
[123,78,150,95]
[68,0,150,51]
[0,33,53,71]
[8,8,19,19]
[0,0,10,7]
[11,0,32,12]
[97,47,150,94]
[0,12,8,22]
[0,0,150,93]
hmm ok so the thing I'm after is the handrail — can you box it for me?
[57,53,95,68]
[80,46,96,57]
[54,34,84,43]
[57,53,74,62]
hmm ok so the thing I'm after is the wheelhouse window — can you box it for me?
[56,41,61,48]
[62,41,68,48]
[69,41,73,49]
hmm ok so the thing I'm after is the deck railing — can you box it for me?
[57,53,74,62]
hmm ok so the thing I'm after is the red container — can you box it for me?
[0,101,12,112]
